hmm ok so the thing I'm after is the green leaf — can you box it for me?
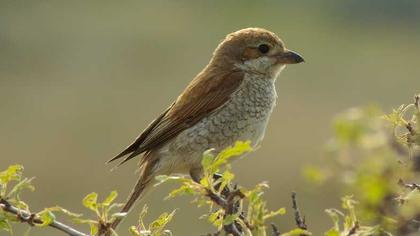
[0,215,13,233]
[44,206,82,218]
[324,228,340,236]
[36,210,55,227]
[82,192,98,212]
[201,149,215,170]
[203,141,253,175]
[89,222,98,235]
[208,209,224,230]
[325,209,341,231]
[131,204,149,232]
[149,210,176,234]
[0,165,24,185]
[341,196,357,224]
[217,170,235,193]
[341,195,356,210]
[14,200,30,211]
[199,176,210,188]
[6,177,35,198]
[223,213,241,226]
[73,218,99,235]
[166,185,195,199]
[215,141,252,165]
[0,165,24,196]
[382,105,406,126]
[221,170,234,184]
[343,215,353,232]
[264,207,286,220]
[281,228,312,236]
[103,191,118,207]
[129,226,140,236]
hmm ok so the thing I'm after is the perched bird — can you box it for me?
[108,27,304,230]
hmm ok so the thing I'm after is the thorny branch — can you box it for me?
[205,182,246,236]
[271,223,281,236]
[0,198,88,236]
[270,192,309,236]
[291,192,307,230]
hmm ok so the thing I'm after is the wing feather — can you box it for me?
[108,69,244,165]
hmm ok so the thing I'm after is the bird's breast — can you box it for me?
[214,73,277,147]
[165,73,277,161]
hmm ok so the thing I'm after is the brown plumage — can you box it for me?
[106,28,304,234]
[108,69,244,166]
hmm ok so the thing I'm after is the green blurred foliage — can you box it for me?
[305,94,420,235]
[324,196,388,236]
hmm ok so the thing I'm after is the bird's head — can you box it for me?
[211,28,304,77]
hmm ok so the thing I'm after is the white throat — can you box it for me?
[235,57,286,78]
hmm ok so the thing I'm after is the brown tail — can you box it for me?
[108,159,157,233]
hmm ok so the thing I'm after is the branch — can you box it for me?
[206,185,245,236]
[0,198,88,236]
[398,179,420,191]
[347,221,359,236]
[270,192,309,236]
[271,223,280,236]
[291,192,308,230]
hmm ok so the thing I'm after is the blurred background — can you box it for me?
[1,1,419,235]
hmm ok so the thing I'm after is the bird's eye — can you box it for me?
[258,44,270,54]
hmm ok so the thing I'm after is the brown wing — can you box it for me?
[108,70,244,166]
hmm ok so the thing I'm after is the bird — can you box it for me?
[107,27,304,231]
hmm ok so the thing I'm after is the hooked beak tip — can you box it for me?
[277,50,305,64]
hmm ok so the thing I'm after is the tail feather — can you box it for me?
[108,158,157,233]
[116,150,142,167]
[107,144,139,164]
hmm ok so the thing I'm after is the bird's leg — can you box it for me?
[189,168,229,195]
[189,167,223,185]
[189,167,204,183]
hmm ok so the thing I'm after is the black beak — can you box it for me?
[276,50,304,64]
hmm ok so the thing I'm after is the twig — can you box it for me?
[0,198,88,236]
[271,223,281,236]
[206,187,245,236]
[224,186,245,236]
[398,179,420,191]
[291,192,307,230]
[204,175,248,236]
[406,123,416,136]
[347,221,359,235]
